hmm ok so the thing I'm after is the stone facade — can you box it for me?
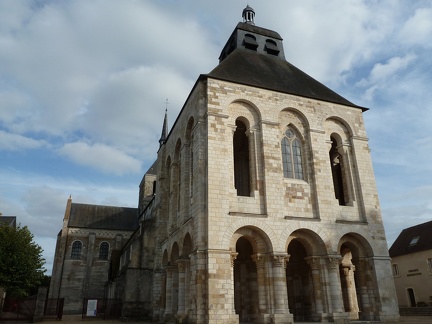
[48,198,138,314]
[106,8,399,323]
[53,7,400,323]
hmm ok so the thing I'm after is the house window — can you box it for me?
[392,264,399,276]
[99,242,109,260]
[409,236,420,246]
[71,241,82,259]
[233,119,251,196]
[428,258,432,272]
[281,128,303,180]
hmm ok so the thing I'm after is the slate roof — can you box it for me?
[389,220,432,257]
[0,216,16,228]
[68,203,138,231]
[207,48,366,111]
[146,160,158,175]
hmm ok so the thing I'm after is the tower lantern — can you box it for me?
[242,5,255,25]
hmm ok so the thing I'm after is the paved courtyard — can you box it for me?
[55,314,432,323]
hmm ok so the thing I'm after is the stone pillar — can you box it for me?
[305,257,324,321]
[157,270,166,322]
[341,265,359,319]
[33,286,48,322]
[231,252,239,314]
[326,256,348,323]
[252,254,271,323]
[176,258,188,322]
[272,253,293,324]
[164,265,174,320]
[353,258,373,320]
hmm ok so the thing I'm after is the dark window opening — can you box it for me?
[152,180,156,195]
[243,34,258,50]
[329,136,346,205]
[265,39,280,55]
[233,120,251,196]
[99,242,109,260]
[71,241,82,259]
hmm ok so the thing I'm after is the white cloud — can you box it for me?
[0,130,47,151]
[400,7,432,47]
[58,142,142,175]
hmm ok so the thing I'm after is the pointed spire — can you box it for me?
[159,102,168,147]
[242,5,255,25]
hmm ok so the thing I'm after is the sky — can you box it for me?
[1,0,431,274]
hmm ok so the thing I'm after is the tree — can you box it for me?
[0,224,46,297]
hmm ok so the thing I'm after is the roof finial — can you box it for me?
[159,100,169,146]
[242,5,255,25]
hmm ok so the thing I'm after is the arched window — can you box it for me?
[233,119,251,196]
[329,136,346,205]
[99,242,109,260]
[71,241,82,259]
[281,128,303,180]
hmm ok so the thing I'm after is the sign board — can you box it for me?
[86,299,98,317]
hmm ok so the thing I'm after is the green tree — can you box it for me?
[0,224,46,297]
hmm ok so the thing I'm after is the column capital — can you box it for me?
[176,257,189,272]
[326,256,342,269]
[251,253,266,268]
[305,256,321,270]
[272,253,288,268]
[230,252,238,267]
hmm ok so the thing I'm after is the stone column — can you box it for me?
[252,254,271,323]
[272,253,293,324]
[157,270,167,322]
[353,258,373,320]
[164,265,174,320]
[230,252,239,314]
[341,264,359,319]
[176,258,188,321]
[305,257,324,321]
[326,256,348,323]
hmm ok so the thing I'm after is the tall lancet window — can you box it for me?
[233,119,251,196]
[281,128,304,180]
[329,136,346,206]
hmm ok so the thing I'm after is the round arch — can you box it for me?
[221,218,280,252]
[170,242,180,262]
[286,228,328,256]
[229,225,273,254]
[337,232,375,258]
[323,116,354,139]
[278,107,311,131]
[182,232,193,257]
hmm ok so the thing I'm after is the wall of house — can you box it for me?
[392,250,432,307]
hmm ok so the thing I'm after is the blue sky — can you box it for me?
[1,0,431,274]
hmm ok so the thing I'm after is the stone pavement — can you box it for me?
[55,314,432,323]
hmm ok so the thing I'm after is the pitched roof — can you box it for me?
[207,48,367,111]
[0,216,16,228]
[389,220,432,257]
[68,203,138,231]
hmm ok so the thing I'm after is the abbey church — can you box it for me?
[49,7,399,323]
